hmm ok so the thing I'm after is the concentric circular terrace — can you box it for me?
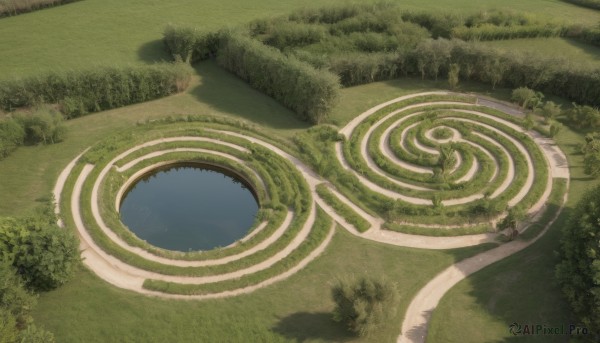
[54,92,569,306]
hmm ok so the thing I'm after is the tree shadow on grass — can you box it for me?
[435,206,582,343]
[271,312,355,342]
[189,60,311,132]
[402,309,432,343]
[137,39,171,63]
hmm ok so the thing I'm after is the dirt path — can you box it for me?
[397,184,568,342]
[54,91,570,311]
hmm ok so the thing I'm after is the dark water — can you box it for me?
[119,163,259,252]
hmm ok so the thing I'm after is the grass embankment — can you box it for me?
[427,126,599,342]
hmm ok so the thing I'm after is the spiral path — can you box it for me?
[53,92,569,339]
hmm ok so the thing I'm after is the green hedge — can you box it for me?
[163,25,221,63]
[0,0,81,18]
[316,184,370,233]
[216,33,339,124]
[0,63,193,118]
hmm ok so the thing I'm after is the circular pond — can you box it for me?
[119,163,259,252]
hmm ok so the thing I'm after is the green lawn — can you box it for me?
[483,38,600,67]
[32,228,494,343]
[427,126,600,342]
[0,0,599,78]
[2,0,599,342]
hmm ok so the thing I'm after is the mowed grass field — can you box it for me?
[0,0,599,78]
[483,38,600,67]
[0,0,599,342]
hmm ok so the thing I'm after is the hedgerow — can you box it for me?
[216,32,339,124]
[0,0,81,18]
[0,63,193,118]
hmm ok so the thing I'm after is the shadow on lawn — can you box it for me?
[271,312,354,342]
[445,206,581,343]
[189,60,310,132]
[137,39,171,63]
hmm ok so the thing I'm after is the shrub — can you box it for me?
[15,106,66,145]
[217,33,339,123]
[566,104,600,129]
[0,117,24,159]
[511,87,536,108]
[0,205,79,292]
[539,101,562,122]
[0,261,35,330]
[556,184,600,339]
[332,277,398,336]
[0,63,193,117]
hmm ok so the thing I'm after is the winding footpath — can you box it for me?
[53,92,570,341]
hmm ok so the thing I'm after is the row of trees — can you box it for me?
[216,33,339,124]
[0,62,192,118]
[0,106,66,160]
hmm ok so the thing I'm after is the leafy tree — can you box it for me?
[0,261,36,330]
[331,277,398,336]
[448,63,460,89]
[485,58,507,89]
[556,184,600,338]
[581,132,600,177]
[0,204,79,292]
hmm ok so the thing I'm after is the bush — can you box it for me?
[566,103,600,129]
[511,87,536,108]
[0,205,79,292]
[0,63,193,118]
[217,32,339,123]
[332,277,398,336]
[556,184,600,339]
[15,107,66,145]
[0,117,24,159]
[0,261,35,330]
